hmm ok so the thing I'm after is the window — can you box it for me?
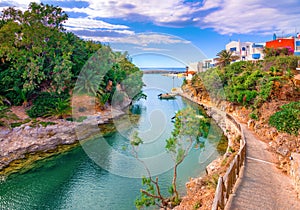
[230,47,237,52]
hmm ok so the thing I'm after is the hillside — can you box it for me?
[183,55,300,173]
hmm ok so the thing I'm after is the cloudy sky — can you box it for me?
[0,0,299,67]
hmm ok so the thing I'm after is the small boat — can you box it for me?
[158,93,176,100]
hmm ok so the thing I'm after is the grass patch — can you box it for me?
[66,116,87,122]
[10,118,31,128]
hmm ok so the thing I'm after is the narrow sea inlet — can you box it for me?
[0,74,226,210]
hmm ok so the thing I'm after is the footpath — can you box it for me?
[225,123,300,210]
[171,92,300,209]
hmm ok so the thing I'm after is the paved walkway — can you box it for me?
[225,124,300,210]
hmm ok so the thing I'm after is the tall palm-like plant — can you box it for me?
[215,50,240,68]
[44,98,71,119]
[74,69,104,95]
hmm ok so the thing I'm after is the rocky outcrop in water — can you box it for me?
[0,109,125,172]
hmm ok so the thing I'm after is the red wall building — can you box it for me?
[265,38,295,51]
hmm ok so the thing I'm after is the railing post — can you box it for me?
[212,113,247,210]
[212,176,225,210]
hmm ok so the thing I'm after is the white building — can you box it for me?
[295,33,300,56]
[225,41,265,61]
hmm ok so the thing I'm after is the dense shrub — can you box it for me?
[264,47,294,58]
[199,67,225,99]
[264,55,298,73]
[269,102,300,136]
[27,92,70,118]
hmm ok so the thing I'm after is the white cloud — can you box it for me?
[111,33,191,46]
[80,33,190,46]
[2,0,300,37]
[133,46,171,52]
[65,17,129,30]
[198,0,223,10]
[65,27,135,35]
[0,0,40,11]
[0,0,40,7]
[62,0,300,36]
[200,0,300,35]
[63,0,201,25]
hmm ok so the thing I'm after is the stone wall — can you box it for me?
[178,92,241,175]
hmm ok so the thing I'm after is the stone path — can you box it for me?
[225,124,300,210]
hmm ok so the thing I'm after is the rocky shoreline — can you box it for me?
[175,92,242,209]
[0,108,125,175]
[1,89,244,209]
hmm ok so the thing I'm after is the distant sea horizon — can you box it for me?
[140,67,186,73]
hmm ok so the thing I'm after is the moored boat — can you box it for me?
[158,93,176,99]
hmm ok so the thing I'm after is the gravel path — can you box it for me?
[225,124,300,210]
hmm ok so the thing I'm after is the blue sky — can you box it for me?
[1,0,300,67]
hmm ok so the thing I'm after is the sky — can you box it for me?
[0,0,300,68]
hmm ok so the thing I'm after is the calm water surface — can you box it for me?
[0,74,225,210]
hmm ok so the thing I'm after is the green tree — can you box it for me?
[1,2,68,30]
[215,50,240,68]
[0,3,144,117]
[0,3,72,102]
[132,107,209,209]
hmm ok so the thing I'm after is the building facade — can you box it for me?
[265,34,300,56]
[294,34,300,56]
[265,37,294,51]
[225,41,265,61]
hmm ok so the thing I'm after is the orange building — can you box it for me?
[265,37,295,51]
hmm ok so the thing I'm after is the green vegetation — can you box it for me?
[10,118,31,128]
[193,56,298,107]
[264,47,294,58]
[269,102,300,136]
[0,3,143,122]
[132,107,209,209]
[215,50,240,68]
[26,91,70,118]
[0,105,19,127]
[189,51,300,135]
[66,116,87,122]
[30,119,56,128]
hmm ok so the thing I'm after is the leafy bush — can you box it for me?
[237,90,258,105]
[224,67,263,106]
[264,56,298,73]
[264,47,293,58]
[27,92,70,118]
[269,102,300,136]
[66,116,87,122]
[189,56,298,110]
[249,110,259,120]
[43,98,71,119]
[199,67,225,99]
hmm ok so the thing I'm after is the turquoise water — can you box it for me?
[0,74,225,210]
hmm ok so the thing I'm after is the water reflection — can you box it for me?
[0,74,226,210]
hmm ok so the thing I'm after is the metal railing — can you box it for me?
[212,114,247,210]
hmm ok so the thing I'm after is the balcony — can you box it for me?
[252,53,261,59]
